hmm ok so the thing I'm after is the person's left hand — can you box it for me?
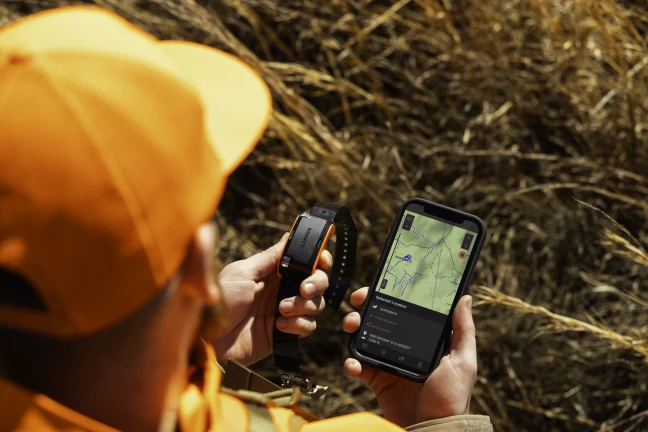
[211,233,332,366]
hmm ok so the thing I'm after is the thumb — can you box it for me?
[450,295,476,358]
[244,233,289,278]
[344,358,377,384]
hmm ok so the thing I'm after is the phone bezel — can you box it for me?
[348,198,486,382]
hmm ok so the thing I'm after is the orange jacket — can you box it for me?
[0,343,491,432]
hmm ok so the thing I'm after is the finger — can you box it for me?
[245,232,289,279]
[342,312,361,334]
[276,316,316,337]
[450,296,477,372]
[317,250,333,271]
[350,287,369,308]
[343,358,377,384]
[189,224,219,303]
[300,269,328,298]
[343,357,363,377]
[279,295,325,317]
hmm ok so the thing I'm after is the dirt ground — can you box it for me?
[3,0,647,430]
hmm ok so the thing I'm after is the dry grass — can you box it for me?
[3,0,648,430]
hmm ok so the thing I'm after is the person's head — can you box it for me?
[0,222,220,383]
[0,4,271,413]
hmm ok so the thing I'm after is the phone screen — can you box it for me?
[353,201,482,376]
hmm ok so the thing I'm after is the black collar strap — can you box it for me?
[273,202,357,398]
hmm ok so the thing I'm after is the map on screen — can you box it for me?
[376,211,477,315]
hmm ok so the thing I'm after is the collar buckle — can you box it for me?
[279,372,328,399]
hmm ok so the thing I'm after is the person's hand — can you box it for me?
[211,233,332,366]
[343,288,477,427]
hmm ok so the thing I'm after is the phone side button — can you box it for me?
[465,270,475,289]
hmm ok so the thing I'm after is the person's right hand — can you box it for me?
[342,288,478,428]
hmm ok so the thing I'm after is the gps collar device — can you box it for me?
[274,202,357,398]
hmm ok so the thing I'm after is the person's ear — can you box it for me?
[177,222,220,304]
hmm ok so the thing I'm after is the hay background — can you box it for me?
[2,0,647,430]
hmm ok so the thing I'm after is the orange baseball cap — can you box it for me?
[0,6,272,337]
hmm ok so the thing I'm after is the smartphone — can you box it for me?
[349,198,486,382]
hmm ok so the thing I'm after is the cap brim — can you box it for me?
[160,41,272,175]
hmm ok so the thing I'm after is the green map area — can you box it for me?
[376,211,476,315]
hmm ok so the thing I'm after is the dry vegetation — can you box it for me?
[3,0,648,430]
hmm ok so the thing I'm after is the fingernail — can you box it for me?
[303,283,316,297]
[466,295,473,311]
[280,300,293,312]
[277,318,287,329]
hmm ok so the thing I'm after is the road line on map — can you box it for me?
[411,225,434,244]
[398,241,432,248]
[385,233,401,291]
[431,223,447,310]
[442,238,464,277]
[398,224,437,296]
